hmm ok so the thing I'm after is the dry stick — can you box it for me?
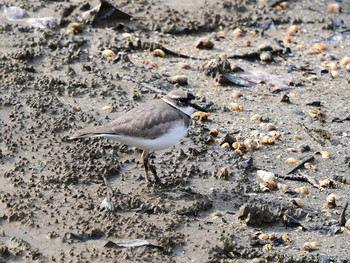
[275,171,323,190]
[286,156,315,175]
[339,202,348,226]
[298,123,325,146]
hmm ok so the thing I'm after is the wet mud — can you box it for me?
[0,0,350,262]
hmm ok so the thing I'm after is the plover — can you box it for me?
[70,89,206,186]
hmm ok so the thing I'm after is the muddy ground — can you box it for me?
[0,0,350,262]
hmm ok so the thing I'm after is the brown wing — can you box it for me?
[70,100,190,140]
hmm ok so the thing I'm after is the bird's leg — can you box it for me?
[142,150,162,186]
[142,150,151,185]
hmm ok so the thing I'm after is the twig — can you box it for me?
[299,123,325,146]
[339,202,348,226]
[122,75,166,95]
[275,171,323,190]
[286,156,315,175]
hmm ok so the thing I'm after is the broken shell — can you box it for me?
[319,178,331,187]
[194,38,214,49]
[217,167,229,180]
[218,133,236,145]
[265,123,276,131]
[295,187,309,195]
[285,157,297,164]
[340,57,350,65]
[261,136,275,145]
[258,233,269,240]
[192,111,209,122]
[209,129,218,137]
[232,28,243,37]
[324,194,337,208]
[251,114,262,121]
[290,198,304,208]
[313,43,326,51]
[76,106,81,111]
[287,25,298,36]
[101,105,111,110]
[229,103,243,111]
[243,40,251,47]
[152,49,166,57]
[257,170,275,183]
[244,139,259,150]
[260,52,273,62]
[178,62,191,69]
[263,244,272,251]
[102,49,116,57]
[309,109,322,119]
[171,75,188,85]
[330,71,339,78]
[231,91,243,99]
[304,162,317,171]
[327,3,342,13]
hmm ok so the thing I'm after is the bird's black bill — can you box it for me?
[190,102,208,112]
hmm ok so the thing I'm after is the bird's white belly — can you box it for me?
[99,120,189,151]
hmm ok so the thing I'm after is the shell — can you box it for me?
[287,25,298,36]
[330,71,339,78]
[327,62,338,70]
[282,235,292,242]
[263,244,272,251]
[171,75,188,85]
[321,151,331,159]
[229,103,243,111]
[217,167,229,180]
[327,3,342,13]
[76,106,81,111]
[304,162,317,171]
[243,40,251,47]
[209,129,218,137]
[178,62,191,69]
[269,131,281,140]
[232,28,243,37]
[231,91,243,99]
[340,57,350,65]
[313,43,326,51]
[152,49,166,57]
[102,50,116,57]
[295,187,309,195]
[302,242,312,251]
[258,233,269,240]
[266,123,276,131]
[283,37,291,44]
[221,142,230,149]
[257,170,275,183]
[122,33,132,39]
[285,157,297,164]
[294,134,302,140]
[260,52,273,62]
[194,38,214,49]
[251,114,262,121]
[192,111,209,122]
[290,198,303,207]
[262,136,275,145]
[67,22,81,34]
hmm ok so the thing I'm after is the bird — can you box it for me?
[70,89,206,186]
